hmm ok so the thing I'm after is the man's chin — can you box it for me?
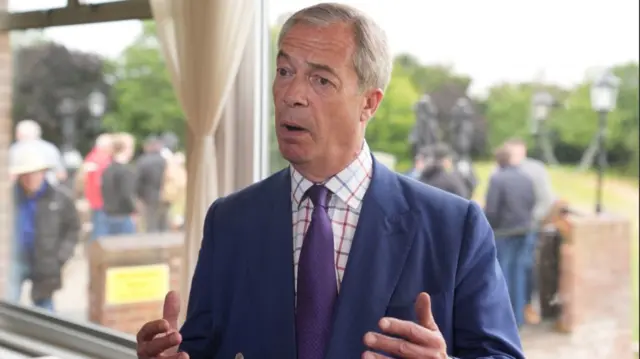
[278,145,310,165]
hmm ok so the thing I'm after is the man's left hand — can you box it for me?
[363,292,447,359]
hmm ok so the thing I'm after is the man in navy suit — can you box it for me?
[136,3,524,359]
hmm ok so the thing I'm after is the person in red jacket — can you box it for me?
[82,134,113,240]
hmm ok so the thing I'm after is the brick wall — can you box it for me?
[523,215,633,359]
[0,0,13,299]
[88,233,183,335]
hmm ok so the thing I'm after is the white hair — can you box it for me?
[278,3,392,92]
[95,133,112,149]
[15,119,41,140]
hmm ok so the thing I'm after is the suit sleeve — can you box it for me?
[178,200,221,358]
[452,201,525,359]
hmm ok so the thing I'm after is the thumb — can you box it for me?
[163,290,181,330]
[415,292,438,331]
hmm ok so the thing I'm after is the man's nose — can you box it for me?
[283,76,309,107]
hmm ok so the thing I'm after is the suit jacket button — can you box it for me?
[235,353,244,359]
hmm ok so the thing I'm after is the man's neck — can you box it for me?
[293,143,364,183]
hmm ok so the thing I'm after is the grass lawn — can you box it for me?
[471,161,639,346]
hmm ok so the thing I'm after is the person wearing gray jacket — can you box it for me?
[484,146,536,328]
[504,138,556,325]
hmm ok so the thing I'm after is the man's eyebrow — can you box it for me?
[307,61,339,78]
[276,50,289,60]
[277,50,338,78]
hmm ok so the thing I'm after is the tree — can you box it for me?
[12,42,108,153]
[104,21,184,150]
[268,25,289,174]
[483,83,536,151]
[366,66,421,170]
[550,62,639,171]
[394,54,472,94]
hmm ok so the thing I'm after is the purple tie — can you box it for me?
[296,185,337,359]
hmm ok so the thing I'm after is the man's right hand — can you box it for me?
[136,291,189,359]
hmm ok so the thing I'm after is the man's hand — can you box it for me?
[363,292,447,359]
[136,291,189,359]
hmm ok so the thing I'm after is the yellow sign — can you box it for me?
[105,264,170,306]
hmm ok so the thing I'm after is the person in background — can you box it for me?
[9,119,67,185]
[136,135,170,233]
[504,138,556,325]
[419,143,469,198]
[79,133,113,240]
[102,135,137,235]
[161,131,179,159]
[484,146,536,328]
[405,149,429,179]
[163,150,187,231]
[8,148,80,312]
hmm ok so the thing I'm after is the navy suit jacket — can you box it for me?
[179,159,524,359]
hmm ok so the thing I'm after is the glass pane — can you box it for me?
[4,18,187,333]
[8,0,67,12]
[265,3,639,359]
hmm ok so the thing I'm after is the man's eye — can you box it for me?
[313,76,331,86]
[277,68,290,76]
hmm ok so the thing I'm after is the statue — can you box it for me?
[449,97,475,161]
[449,97,478,197]
[409,94,441,158]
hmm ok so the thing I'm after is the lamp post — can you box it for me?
[87,89,107,131]
[590,69,620,214]
[58,96,82,186]
[58,97,82,182]
[531,90,554,162]
[58,97,77,152]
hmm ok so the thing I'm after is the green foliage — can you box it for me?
[268,25,289,174]
[102,21,638,177]
[366,66,420,162]
[11,42,107,153]
[481,62,638,175]
[103,21,185,150]
[483,83,535,149]
[394,54,472,93]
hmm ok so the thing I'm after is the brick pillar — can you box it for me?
[0,0,13,299]
[88,233,183,335]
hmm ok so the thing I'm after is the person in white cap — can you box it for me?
[9,119,67,185]
[8,148,80,312]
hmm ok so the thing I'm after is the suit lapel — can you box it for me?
[248,169,297,358]
[326,160,417,359]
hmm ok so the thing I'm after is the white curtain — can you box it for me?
[150,0,255,316]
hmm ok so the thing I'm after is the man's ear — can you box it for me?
[360,88,384,123]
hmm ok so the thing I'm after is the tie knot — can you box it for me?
[306,185,329,208]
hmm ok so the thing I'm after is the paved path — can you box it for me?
[18,244,88,323]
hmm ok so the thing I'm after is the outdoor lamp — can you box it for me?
[532,90,554,124]
[590,70,620,113]
[590,69,620,214]
[88,90,107,118]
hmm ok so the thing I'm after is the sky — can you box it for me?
[9,0,640,95]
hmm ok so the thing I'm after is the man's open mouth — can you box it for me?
[283,124,306,132]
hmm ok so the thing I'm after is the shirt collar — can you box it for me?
[290,142,373,210]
